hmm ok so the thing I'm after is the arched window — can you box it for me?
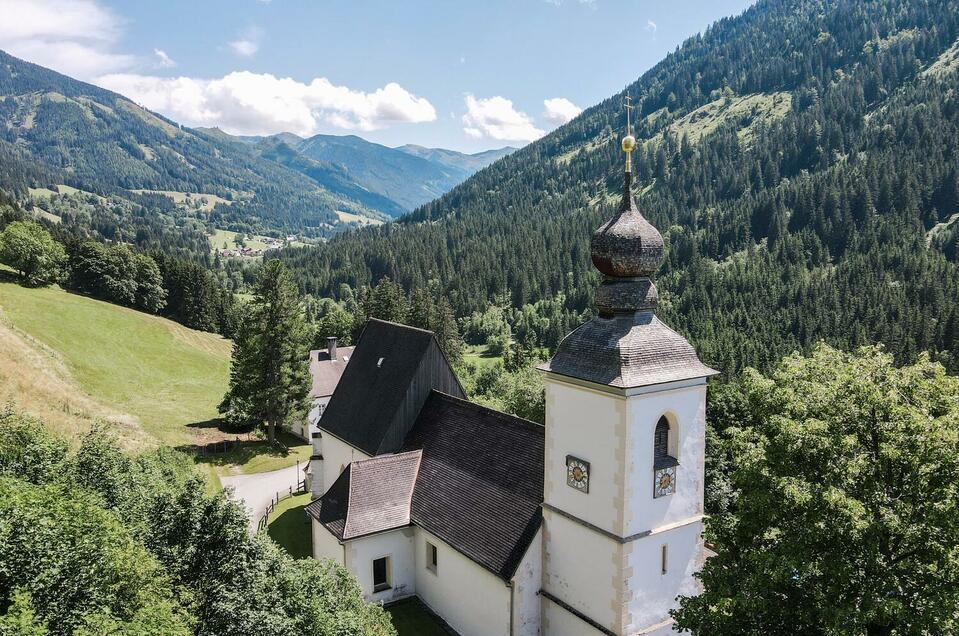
[654,416,670,460]
[653,415,678,498]
[653,415,678,471]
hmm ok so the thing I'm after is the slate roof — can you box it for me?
[308,391,545,581]
[318,319,436,454]
[306,450,422,540]
[541,310,718,388]
[402,392,545,581]
[309,346,355,398]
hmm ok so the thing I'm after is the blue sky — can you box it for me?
[0,0,754,152]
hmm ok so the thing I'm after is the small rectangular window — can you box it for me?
[661,544,668,575]
[372,556,391,592]
[426,541,438,573]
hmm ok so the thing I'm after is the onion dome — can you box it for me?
[540,95,718,388]
[590,171,664,279]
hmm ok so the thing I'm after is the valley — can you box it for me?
[0,1,958,634]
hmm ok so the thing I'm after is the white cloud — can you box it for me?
[462,95,544,143]
[646,19,658,32]
[0,0,133,78]
[543,97,582,126]
[97,71,438,136]
[1,0,436,137]
[230,39,259,57]
[153,48,176,68]
[229,26,262,58]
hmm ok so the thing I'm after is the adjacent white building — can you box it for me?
[305,126,716,635]
[292,337,353,443]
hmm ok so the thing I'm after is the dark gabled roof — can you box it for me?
[319,319,435,454]
[306,450,421,540]
[402,391,545,581]
[309,346,355,398]
[305,469,349,539]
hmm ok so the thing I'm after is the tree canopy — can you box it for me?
[673,345,959,636]
[0,408,396,636]
[0,220,65,286]
[220,261,311,442]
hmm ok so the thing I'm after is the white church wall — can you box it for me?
[624,382,706,536]
[320,432,371,493]
[510,527,542,636]
[541,507,620,633]
[542,596,607,636]
[344,528,415,604]
[543,378,627,536]
[312,520,343,563]
[414,527,511,636]
[622,521,703,634]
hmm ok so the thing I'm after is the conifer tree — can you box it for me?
[220,261,310,443]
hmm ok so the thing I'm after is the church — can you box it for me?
[305,117,717,636]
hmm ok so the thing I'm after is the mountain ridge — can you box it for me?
[276,0,959,376]
[0,49,392,234]
[0,50,510,234]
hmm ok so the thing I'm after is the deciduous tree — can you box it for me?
[0,221,65,286]
[673,345,959,636]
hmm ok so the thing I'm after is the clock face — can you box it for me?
[566,455,590,493]
[654,466,676,498]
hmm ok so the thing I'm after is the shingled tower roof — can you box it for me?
[540,98,717,388]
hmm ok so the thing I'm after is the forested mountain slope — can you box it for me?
[395,144,515,179]
[0,50,386,235]
[193,130,513,217]
[277,0,959,376]
[295,134,470,212]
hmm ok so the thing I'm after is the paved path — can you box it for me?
[221,463,303,533]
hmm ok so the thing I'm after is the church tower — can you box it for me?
[539,98,717,636]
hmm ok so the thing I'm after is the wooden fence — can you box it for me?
[257,479,307,533]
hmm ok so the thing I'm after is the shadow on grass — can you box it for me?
[177,439,288,467]
[0,269,22,284]
[186,417,230,430]
[176,430,309,474]
[267,500,312,559]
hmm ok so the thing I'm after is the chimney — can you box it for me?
[327,336,338,361]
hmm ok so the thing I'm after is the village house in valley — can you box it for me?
[306,124,717,635]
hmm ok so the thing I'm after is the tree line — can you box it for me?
[0,200,237,337]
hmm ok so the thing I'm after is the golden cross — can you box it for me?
[624,95,633,136]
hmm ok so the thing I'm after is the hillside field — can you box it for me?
[0,276,309,482]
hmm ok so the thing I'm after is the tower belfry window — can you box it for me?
[654,417,669,460]
[653,416,678,498]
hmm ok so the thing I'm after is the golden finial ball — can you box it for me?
[621,135,636,153]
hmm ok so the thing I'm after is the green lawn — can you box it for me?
[387,598,449,636]
[0,278,307,483]
[463,343,503,369]
[267,491,313,559]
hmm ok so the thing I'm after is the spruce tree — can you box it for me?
[220,261,310,443]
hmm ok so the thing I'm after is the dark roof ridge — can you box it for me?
[360,320,469,399]
[365,317,436,336]
[425,390,544,432]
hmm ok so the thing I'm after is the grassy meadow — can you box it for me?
[0,276,308,482]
